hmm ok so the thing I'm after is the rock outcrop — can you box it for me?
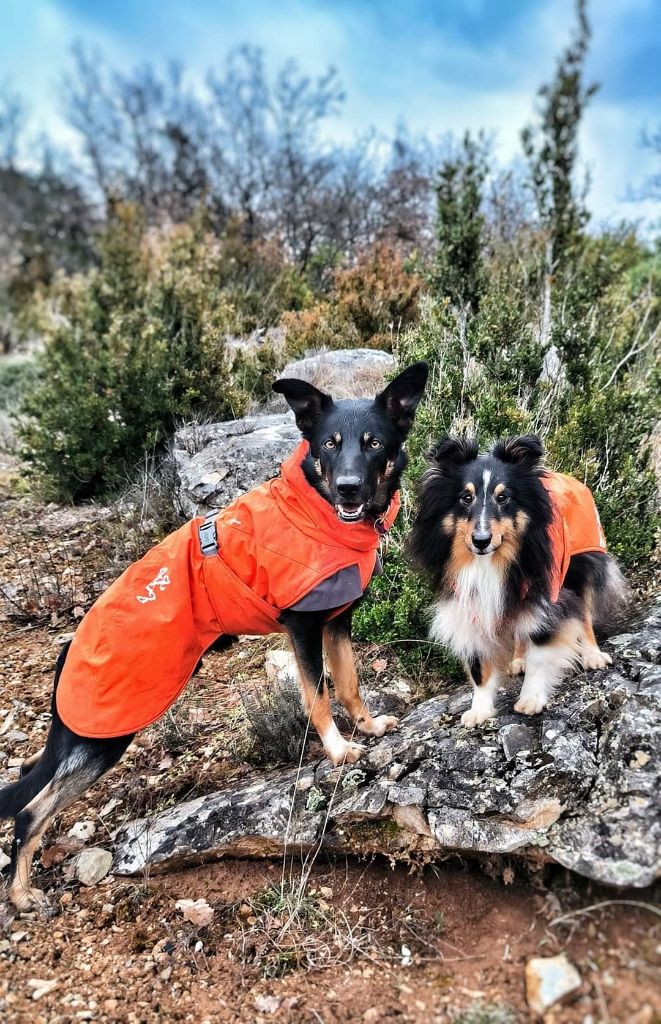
[276,348,395,402]
[114,606,660,888]
[173,413,299,517]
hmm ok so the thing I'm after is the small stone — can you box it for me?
[67,820,96,842]
[73,848,113,886]
[254,995,281,1014]
[526,953,582,1015]
[28,978,59,1001]
[0,850,10,871]
[6,730,28,743]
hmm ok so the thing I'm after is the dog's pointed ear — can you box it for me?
[429,435,479,469]
[273,377,334,435]
[492,434,544,471]
[375,361,428,436]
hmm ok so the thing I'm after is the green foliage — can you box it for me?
[0,355,38,411]
[20,206,248,499]
[434,132,488,312]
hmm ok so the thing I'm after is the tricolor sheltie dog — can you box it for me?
[410,434,627,726]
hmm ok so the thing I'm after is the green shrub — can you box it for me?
[280,244,421,358]
[20,206,249,499]
[0,355,39,411]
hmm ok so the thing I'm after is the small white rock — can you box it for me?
[28,978,59,1001]
[0,849,10,871]
[73,848,113,886]
[526,952,581,1015]
[68,820,96,841]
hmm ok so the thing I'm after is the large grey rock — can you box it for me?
[277,348,395,402]
[173,413,300,517]
[114,606,661,888]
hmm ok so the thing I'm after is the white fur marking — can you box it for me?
[321,723,364,765]
[461,671,501,728]
[430,558,505,660]
[479,469,492,532]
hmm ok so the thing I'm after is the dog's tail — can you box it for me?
[594,555,631,634]
[0,640,71,820]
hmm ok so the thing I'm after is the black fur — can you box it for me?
[410,433,627,727]
[274,362,428,522]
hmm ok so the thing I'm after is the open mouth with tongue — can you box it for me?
[335,502,365,522]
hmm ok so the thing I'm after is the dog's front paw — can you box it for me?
[582,646,612,671]
[326,739,366,766]
[508,657,526,677]
[461,708,492,728]
[514,694,547,716]
[11,883,50,913]
[361,714,398,738]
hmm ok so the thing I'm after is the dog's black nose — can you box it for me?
[337,476,361,499]
[472,530,492,552]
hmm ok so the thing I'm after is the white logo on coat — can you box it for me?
[136,567,171,603]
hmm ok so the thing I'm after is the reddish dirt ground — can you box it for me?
[1,480,660,1023]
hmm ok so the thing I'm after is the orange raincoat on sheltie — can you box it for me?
[542,472,607,602]
[56,442,399,739]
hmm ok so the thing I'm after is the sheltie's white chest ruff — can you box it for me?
[430,558,509,661]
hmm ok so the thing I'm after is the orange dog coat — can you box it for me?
[541,472,607,602]
[56,442,399,739]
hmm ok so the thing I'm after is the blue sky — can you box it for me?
[2,0,659,226]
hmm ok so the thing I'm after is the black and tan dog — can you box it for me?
[0,362,428,910]
[410,434,627,727]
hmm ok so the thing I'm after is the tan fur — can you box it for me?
[323,628,398,738]
[10,781,59,910]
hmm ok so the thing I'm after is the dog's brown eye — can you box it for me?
[369,438,382,449]
[460,490,473,505]
[323,438,336,450]
[496,492,509,505]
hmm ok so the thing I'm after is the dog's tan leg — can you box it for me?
[515,618,582,715]
[10,781,59,911]
[508,640,526,677]
[581,592,612,670]
[292,648,365,765]
[323,625,397,738]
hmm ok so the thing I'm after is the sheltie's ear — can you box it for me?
[492,434,544,471]
[428,435,479,469]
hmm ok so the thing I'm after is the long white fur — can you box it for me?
[461,668,503,727]
[430,557,506,661]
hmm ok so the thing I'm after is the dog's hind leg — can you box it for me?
[8,726,132,911]
[324,608,398,738]
[580,589,612,671]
